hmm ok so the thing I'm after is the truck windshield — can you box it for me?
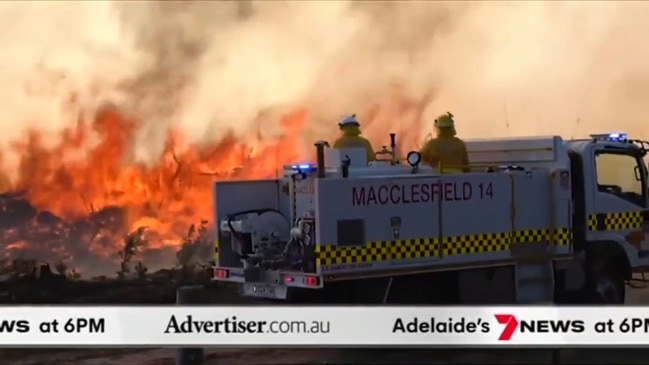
[595,151,646,207]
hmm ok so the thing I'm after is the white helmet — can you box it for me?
[338,114,360,128]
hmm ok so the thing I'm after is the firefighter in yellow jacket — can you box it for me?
[420,112,469,173]
[333,114,376,162]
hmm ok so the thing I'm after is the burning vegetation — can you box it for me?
[0,1,444,279]
[0,94,430,279]
[0,105,308,277]
[0,88,433,279]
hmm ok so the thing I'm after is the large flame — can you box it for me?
[0,93,430,275]
[0,105,309,273]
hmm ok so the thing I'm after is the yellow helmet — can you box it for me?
[435,112,455,128]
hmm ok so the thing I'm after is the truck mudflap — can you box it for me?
[213,266,323,300]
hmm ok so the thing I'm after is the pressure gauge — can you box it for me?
[406,151,421,167]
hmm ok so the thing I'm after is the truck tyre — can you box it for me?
[587,268,625,304]
[582,243,630,304]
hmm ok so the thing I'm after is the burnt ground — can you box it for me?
[3,274,649,365]
[0,262,227,304]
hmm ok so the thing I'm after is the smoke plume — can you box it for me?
[1,1,648,166]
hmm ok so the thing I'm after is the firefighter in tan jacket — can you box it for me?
[332,114,376,162]
[420,112,469,173]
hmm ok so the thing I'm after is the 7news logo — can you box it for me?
[494,314,585,341]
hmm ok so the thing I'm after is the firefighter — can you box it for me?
[420,112,470,173]
[333,114,376,162]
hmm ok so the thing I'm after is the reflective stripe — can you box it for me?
[214,241,219,265]
[315,227,572,266]
[440,168,464,174]
[587,212,645,231]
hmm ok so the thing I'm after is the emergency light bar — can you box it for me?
[590,133,628,141]
[290,163,317,173]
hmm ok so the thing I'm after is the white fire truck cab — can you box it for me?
[212,132,649,305]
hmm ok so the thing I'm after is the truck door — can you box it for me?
[590,147,649,263]
[568,151,586,252]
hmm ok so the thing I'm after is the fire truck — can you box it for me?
[212,132,649,305]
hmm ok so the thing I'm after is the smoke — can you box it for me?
[1,1,649,166]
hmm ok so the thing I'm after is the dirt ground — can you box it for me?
[10,346,649,365]
[7,280,649,365]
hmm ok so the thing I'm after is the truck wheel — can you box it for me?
[588,269,625,304]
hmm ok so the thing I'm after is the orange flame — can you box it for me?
[0,90,431,274]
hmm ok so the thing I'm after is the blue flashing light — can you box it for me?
[291,163,316,173]
[591,132,628,142]
[607,133,628,141]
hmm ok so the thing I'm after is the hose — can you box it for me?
[282,218,306,262]
[225,208,290,241]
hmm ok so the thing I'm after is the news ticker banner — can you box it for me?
[1,306,649,346]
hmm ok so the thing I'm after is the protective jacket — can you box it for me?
[333,125,376,162]
[420,129,469,173]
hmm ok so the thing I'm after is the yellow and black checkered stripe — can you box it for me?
[587,211,649,231]
[316,228,572,266]
[214,241,219,264]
